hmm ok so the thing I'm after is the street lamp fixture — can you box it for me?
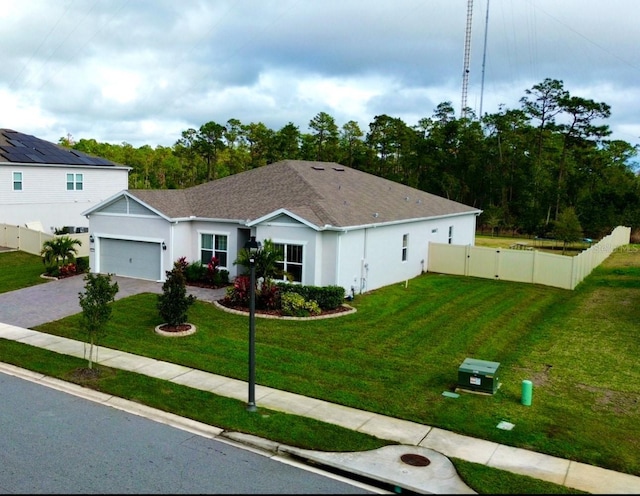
[244,235,262,412]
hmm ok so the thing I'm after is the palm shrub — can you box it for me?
[40,235,82,275]
[157,258,196,326]
[234,238,284,280]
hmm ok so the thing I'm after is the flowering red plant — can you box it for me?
[205,256,219,285]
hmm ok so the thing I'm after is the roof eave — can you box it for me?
[247,208,321,231]
[0,161,131,170]
[328,210,483,232]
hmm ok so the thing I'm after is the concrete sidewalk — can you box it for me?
[1,323,639,494]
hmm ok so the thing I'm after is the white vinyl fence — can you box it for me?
[0,224,90,258]
[427,226,631,290]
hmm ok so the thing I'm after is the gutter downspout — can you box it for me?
[361,227,368,294]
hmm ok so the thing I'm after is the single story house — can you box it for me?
[0,129,130,233]
[83,160,482,294]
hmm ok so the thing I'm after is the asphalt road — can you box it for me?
[0,371,376,494]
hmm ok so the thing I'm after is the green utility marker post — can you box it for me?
[521,380,533,406]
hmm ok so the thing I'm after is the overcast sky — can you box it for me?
[2,0,639,150]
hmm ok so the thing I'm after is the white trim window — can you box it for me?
[66,173,83,190]
[402,233,408,261]
[12,171,22,191]
[274,242,303,283]
[448,226,454,244]
[200,233,228,268]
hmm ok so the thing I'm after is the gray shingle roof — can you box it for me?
[0,129,121,166]
[130,160,481,229]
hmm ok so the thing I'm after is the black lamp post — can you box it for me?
[244,235,261,412]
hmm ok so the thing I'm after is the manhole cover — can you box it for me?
[400,453,431,467]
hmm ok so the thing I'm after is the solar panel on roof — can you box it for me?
[7,153,30,162]
[0,130,119,166]
[25,153,45,163]
[78,155,95,165]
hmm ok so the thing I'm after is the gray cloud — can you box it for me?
[1,0,639,148]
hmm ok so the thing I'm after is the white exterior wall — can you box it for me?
[333,229,365,293]
[250,212,478,294]
[332,213,479,294]
[0,164,129,232]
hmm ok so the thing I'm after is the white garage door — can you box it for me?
[99,238,162,281]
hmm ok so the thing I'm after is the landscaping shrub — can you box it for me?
[276,283,345,310]
[157,258,196,326]
[58,263,77,278]
[75,256,90,274]
[184,260,207,283]
[224,275,251,306]
[205,257,229,287]
[280,292,321,317]
[257,278,280,310]
[224,278,345,313]
[184,258,230,288]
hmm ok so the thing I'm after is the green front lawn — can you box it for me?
[0,251,49,292]
[29,245,640,476]
[1,246,638,493]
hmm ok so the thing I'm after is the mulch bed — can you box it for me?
[158,323,193,333]
[216,300,353,317]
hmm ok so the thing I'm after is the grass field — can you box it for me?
[1,247,638,493]
[475,234,593,255]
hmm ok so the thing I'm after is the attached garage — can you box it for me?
[98,238,162,281]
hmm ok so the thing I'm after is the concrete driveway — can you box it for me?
[0,275,227,329]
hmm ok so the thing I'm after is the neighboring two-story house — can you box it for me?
[0,129,130,233]
[83,160,482,294]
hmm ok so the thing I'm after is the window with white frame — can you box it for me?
[66,173,83,190]
[274,242,303,282]
[12,172,22,191]
[448,226,454,244]
[200,233,228,268]
[402,233,408,261]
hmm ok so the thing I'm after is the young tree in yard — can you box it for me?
[553,207,584,254]
[157,258,196,327]
[78,273,119,370]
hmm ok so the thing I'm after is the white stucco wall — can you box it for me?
[0,164,129,233]
[331,213,479,294]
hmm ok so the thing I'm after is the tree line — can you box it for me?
[61,78,640,238]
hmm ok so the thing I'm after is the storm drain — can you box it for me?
[400,453,431,467]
